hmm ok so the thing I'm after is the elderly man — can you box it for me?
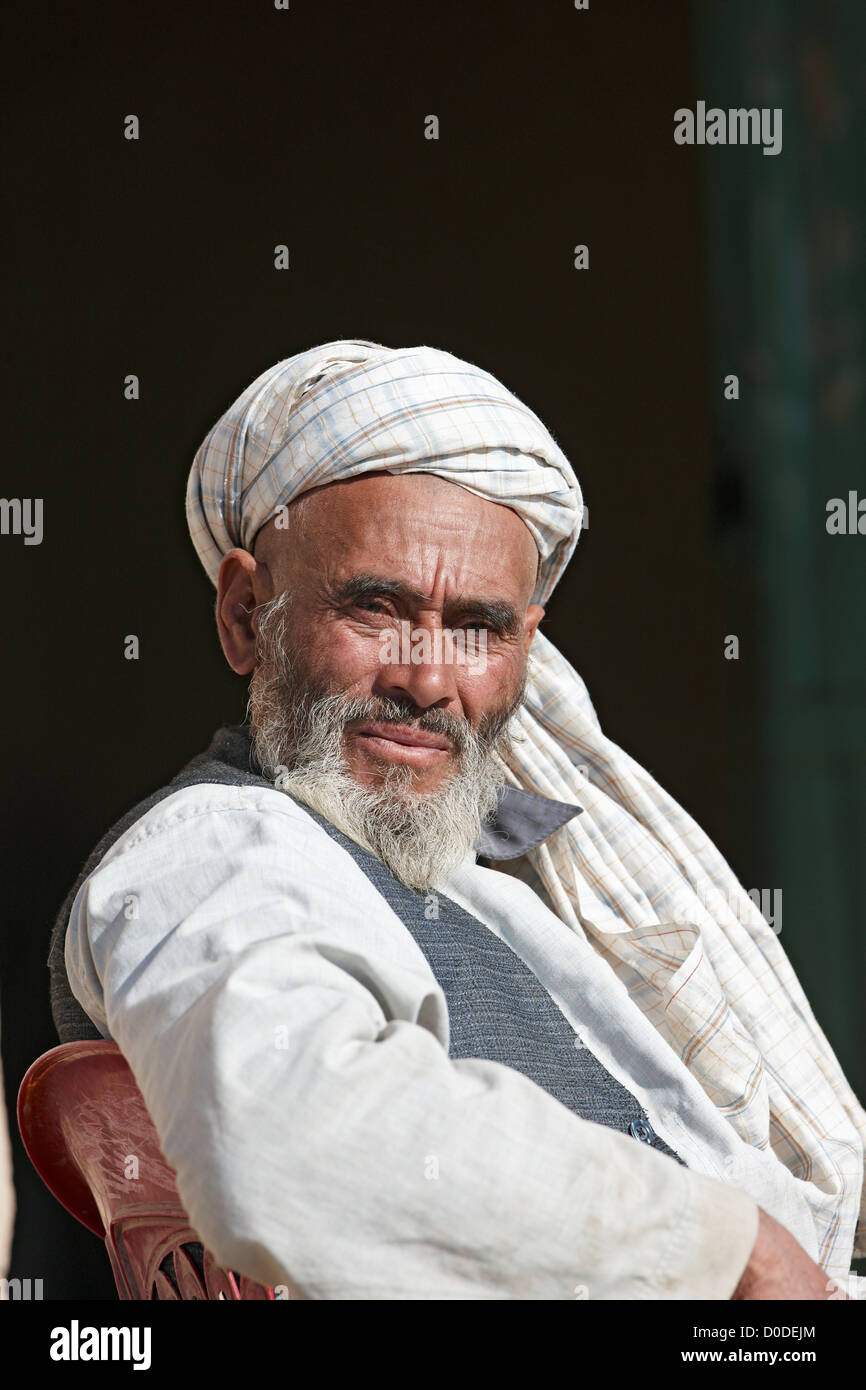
[51,340,864,1300]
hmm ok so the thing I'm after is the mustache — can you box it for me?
[283,689,517,763]
[343,697,470,752]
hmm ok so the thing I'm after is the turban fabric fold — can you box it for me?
[188,339,865,1281]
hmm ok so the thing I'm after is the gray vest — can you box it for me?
[49,725,685,1166]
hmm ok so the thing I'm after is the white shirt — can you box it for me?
[64,780,829,1300]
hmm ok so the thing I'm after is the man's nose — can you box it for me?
[374,620,460,710]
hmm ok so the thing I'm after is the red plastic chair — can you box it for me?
[17,1040,282,1300]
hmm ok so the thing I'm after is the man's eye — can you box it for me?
[454,620,500,635]
[356,600,391,615]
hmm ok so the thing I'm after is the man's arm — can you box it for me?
[66,783,764,1300]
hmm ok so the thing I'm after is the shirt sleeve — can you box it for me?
[65,784,760,1300]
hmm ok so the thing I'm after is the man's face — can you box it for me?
[241,472,544,795]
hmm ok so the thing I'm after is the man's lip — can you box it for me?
[351,722,452,751]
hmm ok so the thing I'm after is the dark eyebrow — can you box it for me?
[332,573,523,636]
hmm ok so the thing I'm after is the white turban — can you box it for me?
[187,339,865,1283]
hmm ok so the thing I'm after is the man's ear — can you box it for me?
[524,604,545,654]
[216,549,268,674]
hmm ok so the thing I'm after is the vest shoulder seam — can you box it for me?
[97,782,320,860]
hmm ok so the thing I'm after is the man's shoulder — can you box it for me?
[82,715,338,884]
[98,779,318,864]
[65,725,264,875]
[49,725,321,1040]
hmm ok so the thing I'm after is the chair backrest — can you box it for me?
[17,1041,279,1300]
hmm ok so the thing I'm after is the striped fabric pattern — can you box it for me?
[187,339,865,1280]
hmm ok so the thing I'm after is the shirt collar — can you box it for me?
[475,786,583,861]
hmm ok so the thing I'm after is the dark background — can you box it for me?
[2,0,863,1297]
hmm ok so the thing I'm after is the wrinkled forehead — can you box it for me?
[252,471,541,601]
